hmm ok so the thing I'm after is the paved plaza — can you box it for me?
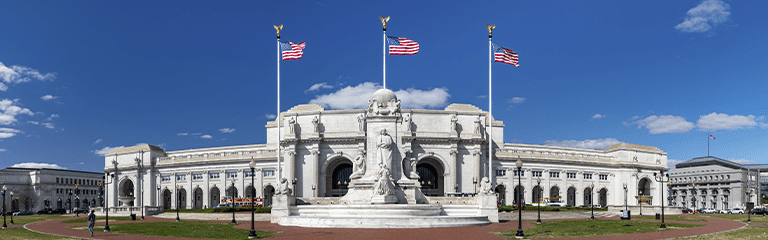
[21,212,748,240]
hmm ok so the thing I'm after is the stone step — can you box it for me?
[278,215,491,228]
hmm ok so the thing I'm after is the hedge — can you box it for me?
[497,205,606,212]
[162,207,271,213]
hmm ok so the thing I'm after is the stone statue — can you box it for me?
[403,113,411,132]
[474,116,482,135]
[312,116,319,133]
[480,177,493,195]
[402,157,419,179]
[350,150,366,179]
[277,178,292,195]
[373,163,395,196]
[450,115,458,133]
[357,113,366,132]
[288,117,296,134]
[377,129,394,166]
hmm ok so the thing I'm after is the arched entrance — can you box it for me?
[83,199,89,209]
[326,158,353,197]
[226,186,238,206]
[57,198,62,209]
[532,185,544,203]
[91,199,97,208]
[163,189,172,209]
[567,187,576,206]
[178,188,187,209]
[584,187,593,206]
[194,188,203,209]
[599,188,607,207]
[245,186,256,198]
[495,185,506,206]
[11,199,19,211]
[638,178,652,205]
[209,187,220,208]
[417,158,445,196]
[119,179,135,206]
[550,186,560,198]
[514,185,525,205]
[264,185,275,207]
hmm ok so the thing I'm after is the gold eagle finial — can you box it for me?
[274,24,283,37]
[486,23,496,37]
[379,16,390,29]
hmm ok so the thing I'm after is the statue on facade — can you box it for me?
[403,113,412,132]
[403,157,419,179]
[357,113,366,132]
[312,116,319,133]
[288,117,296,134]
[350,150,366,179]
[277,178,292,195]
[368,89,401,116]
[373,163,395,196]
[450,115,458,133]
[474,116,482,135]
[480,177,493,195]
[377,129,394,166]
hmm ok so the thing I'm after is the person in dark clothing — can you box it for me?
[88,210,96,237]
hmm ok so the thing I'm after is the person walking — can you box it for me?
[87,210,96,237]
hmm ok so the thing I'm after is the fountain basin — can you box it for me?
[278,204,491,228]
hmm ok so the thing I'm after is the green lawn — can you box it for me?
[3,215,72,225]
[498,206,608,212]
[497,219,702,239]
[633,215,709,222]
[0,215,75,240]
[682,226,768,240]
[61,216,133,223]
[701,214,768,223]
[86,221,277,239]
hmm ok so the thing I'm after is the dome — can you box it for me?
[371,88,398,103]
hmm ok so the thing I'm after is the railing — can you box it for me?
[157,149,278,162]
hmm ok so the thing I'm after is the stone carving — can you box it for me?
[288,117,296,134]
[357,113,366,132]
[377,129,394,166]
[480,177,493,195]
[474,116,482,135]
[373,163,395,196]
[402,156,419,180]
[350,150,366,179]
[450,115,458,133]
[277,178,292,195]
[368,89,401,116]
[312,116,319,133]
[403,113,412,132]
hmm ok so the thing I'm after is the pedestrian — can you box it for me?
[88,210,96,237]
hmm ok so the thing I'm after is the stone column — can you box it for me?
[577,171,584,206]
[449,150,458,193]
[187,172,193,209]
[506,167,514,206]
[284,150,296,192]
[543,170,550,199]
[203,171,210,209]
[311,150,320,197]
[256,168,263,198]
[171,173,177,209]
[472,150,481,192]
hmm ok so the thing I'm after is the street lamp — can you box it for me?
[514,158,524,239]
[9,191,14,224]
[590,183,595,220]
[231,178,237,224]
[748,189,753,223]
[536,177,542,224]
[141,189,145,220]
[103,173,115,232]
[654,172,668,229]
[691,183,697,215]
[2,185,7,229]
[623,183,628,219]
[68,188,73,214]
[176,186,181,222]
[248,158,258,239]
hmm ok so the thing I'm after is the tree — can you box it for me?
[18,186,39,211]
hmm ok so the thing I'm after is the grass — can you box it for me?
[498,205,608,212]
[497,219,702,239]
[701,214,768,223]
[683,226,768,240]
[633,215,709,222]
[3,214,72,225]
[61,216,133,223]
[0,228,76,240]
[84,221,277,239]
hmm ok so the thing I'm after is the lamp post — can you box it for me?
[654,172,668,228]
[748,189,753,223]
[68,188,73,214]
[623,183,628,217]
[536,177,542,224]
[691,183,697,215]
[103,173,115,232]
[590,183,595,220]
[515,158,524,238]
[248,158,258,239]
[141,189,145,220]
[175,185,180,222]
[2,185,7,229]
[231,179,237,224]
[9,191,14,224]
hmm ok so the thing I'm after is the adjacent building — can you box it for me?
[0,167,103,212]
[669,156,765,210]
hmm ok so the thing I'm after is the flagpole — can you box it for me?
[707,134,710,157]
[381,17,389,89]
[488,26,493,180]
[275,25,282,181]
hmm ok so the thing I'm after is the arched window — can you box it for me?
[332,163,352,189]
[417,164,438,190]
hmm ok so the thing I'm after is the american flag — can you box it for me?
[281,41,306,61]
[387,36,419,55]
[710,135,716,139]
[492,43,519,67]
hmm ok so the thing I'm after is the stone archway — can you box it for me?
[599,188,608,207]
[638,178,652,205]
[550,186,561,199]
[226,185,238,206]
[495,185,506,206]
[514,185,525,205]
[325,158,353,197]
[584,187,593,206]
[178,188,187,209]
[57,198,62,209]
[163,189,172,209]
[532,185,544,203]
[245,186,256,198]
[119,178,135,206]
[194,188,203,209]
[567,187,576,206]
[417,158,445,196]
[209,187,220,208]
[264,185,275,207]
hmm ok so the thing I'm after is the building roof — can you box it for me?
[1,167,103,175]
[675,156,768,171]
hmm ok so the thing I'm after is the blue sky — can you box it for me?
[2,0,767,172]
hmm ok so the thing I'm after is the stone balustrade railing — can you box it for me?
[156,149,278,162]
[497,148,614,161]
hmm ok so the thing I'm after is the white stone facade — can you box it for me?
[0,167,102,212]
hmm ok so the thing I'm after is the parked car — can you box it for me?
[728,207,745,214]
[563,204,574,208]
[697,208,706,213]
[51,208,67,214]
[751,208,767,215]
[37,208,54,214]
[73,209,89,214]
[718,209,729,214]
[681,207,692,213]
[212,203,228,208]
[701,208,717,214]
[13,210,33,216]
[546,203,564,207]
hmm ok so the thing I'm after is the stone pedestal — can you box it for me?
[477,194,500,223]
[270,194,295,223]
[371,195,398,204]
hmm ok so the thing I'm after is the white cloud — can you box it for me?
[93,139,103,144]
[667,159,684,169]
[592,114,606,119]
[219,128,235,133]
[77,162,84,165]
[309,82,450,110]
[509,97,526,104]
[730,158,756,164]
[0,127,22,138]
[41,95,58,101]
[27,121,39,125]
[200,135,213,139]
[42,122,55,129]
[544,138,622,150]
[0,99,34,125]
[190,133,202,135]
[634,115,695,134]
[177,132,189,136]
[47,114,59,121]
[11,162,66,169]
[675,0,730,33]
[305,82,334,93]
[93,146,124,156]
[696,113,765,131]
[265,114,277,120]
[0,149,6,152]
[0,62,56,91]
